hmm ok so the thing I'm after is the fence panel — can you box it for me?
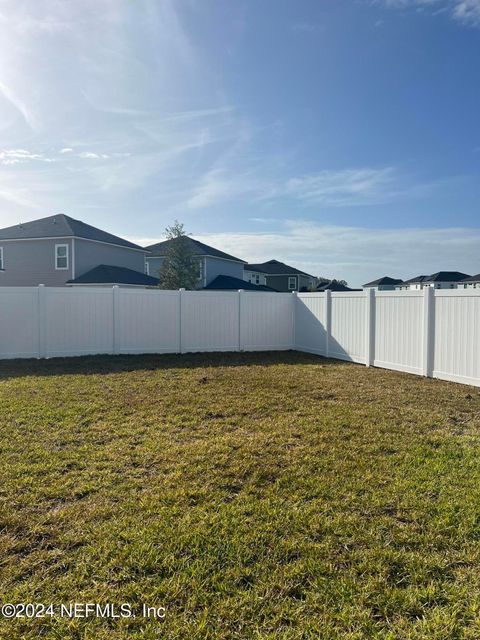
[0,288,39,359]
[295,293,327,355]
[330,292,366,364]
[117,289,179,354]
[240,293,294,351]
[374,291,424,375]
[44,288,114,357]
[181,291,240,353]
[433,290,480,386]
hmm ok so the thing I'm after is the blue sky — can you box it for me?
[0,0,479,286]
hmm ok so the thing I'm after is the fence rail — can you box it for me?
[1,286,479,387]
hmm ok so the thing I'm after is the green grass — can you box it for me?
[1,351,480,639]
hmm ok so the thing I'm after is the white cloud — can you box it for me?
[59,147,73,154]
[0,148,55,164]
[78,151,109,159]
[453,0,480,25]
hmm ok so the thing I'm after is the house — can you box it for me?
[397,272,471,290]
[244,260,315,292]
[145,237,246,288]
[459,274,480,289]
[316,281,360,292]
[362,276,403,291]
[0,214,151,287]
[203,275,276,291]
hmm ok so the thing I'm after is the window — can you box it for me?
[197,259,204,282]
[145,261,150,275]
[0,247,3,270]
[288,276,297,290]
[253,274,260,284]
[55,243,69,270]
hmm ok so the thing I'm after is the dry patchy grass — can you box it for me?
[0,351,480,639]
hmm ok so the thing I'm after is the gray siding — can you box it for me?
[146,256,165,279]
[204,257,244,284]
[146,255,244,287]
[0,238,73,286]
[265,274,314,292]
[75,239,145,278]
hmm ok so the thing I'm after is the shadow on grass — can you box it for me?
[0,350,352,380]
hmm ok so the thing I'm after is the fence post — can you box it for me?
[325,289,332,358]
[37,284,46,359]
[422,286,434,377]
[365,288,375,367]
[178,288,185,354]
[238,289,244,351]
[112,285,119,355]
[292,290,297,350]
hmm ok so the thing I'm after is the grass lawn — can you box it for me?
[1,351,480,639]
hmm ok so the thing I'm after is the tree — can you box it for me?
[157,221,200,290]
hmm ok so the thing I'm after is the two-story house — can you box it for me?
[244,260,315,292]
[145,236,248,289]
[0,214,157,287]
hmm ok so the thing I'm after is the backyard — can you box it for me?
[1,351,480,639]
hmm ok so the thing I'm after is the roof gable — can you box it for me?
[0,214,145,251]
[145,236,245,263]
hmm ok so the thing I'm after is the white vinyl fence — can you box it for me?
[1,285,479,387]
[0,286,295,360]
[296,288,480,387]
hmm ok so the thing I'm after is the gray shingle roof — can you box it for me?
[0,214,145,251]
[67,265,158,286]
[459,273,480,283]
[244,260,314,278]
[203,275,276,291]
[425,271,470,282]
[146,236,245,263]
[362,276,403,287]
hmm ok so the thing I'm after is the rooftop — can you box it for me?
[145,236,245,263]
[245,260,314,278]
[363,276,403,287]
[67,264,159,286]
[0,214,145,251]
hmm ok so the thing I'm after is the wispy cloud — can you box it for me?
[377,0,480,26]
[0,80,36,130]
[285,168,396,206]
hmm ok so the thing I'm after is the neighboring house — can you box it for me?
[397,272,471,290]
[244,260,315,292]
[0,214,150,287]
[316,281,360,292]
[363,276,403,291]
[459,274,480,289]
[203,275,276,291]
[145,237,246,288]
